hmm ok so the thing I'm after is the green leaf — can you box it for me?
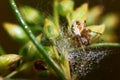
[72,3,88,21]
[3,22,29,44]
[87,24,105,43]
[101,13,119,28]
[58,0,74,16]
[0,54,21,74]
[20,37,59,61]
[44,18,59,40]
[87,6,103,25]
[19,6,43,24]
[44,46,59,59]
[19,35,42,61]
[87,24,105,34]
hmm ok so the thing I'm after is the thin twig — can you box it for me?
[88,43,120,48]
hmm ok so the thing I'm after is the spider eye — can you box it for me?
[76,21,80,25]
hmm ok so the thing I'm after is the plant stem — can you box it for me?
[88,43,120,48]
[66,13,71,32]
[61,49,71,80]
[54,0,59,29]
[6,62,30,78]
[6,70,18,78]
[9,0,66,79]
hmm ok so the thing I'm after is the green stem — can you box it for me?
[88,43,120,48]
[61,49,71,80]
[9,0,66,79]
[66,13,71,31]
[54,0,59,29]
[6,70,18,78]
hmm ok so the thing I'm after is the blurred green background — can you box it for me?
[0,0,120,53]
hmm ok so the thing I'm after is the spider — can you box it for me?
[71,20,102,51]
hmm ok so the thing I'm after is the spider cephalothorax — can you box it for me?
[71,20,102,47]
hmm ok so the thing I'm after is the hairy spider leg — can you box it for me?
[77,36,87,54]
[86,29,102,35]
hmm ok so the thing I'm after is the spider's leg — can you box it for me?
[91,30,102,35]
[86,29,102,35]
[78,36,87,54]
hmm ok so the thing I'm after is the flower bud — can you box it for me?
[58,0,74,16]
[19,6,43,24]
[3,22,29,44]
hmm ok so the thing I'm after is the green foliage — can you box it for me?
[3,22,29,44]
[19,6,44,25]
[0,54,21,74]
[57,0,74,16]
[1,0,120,80]
[44,18,59,40]
[72,3,88,22]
